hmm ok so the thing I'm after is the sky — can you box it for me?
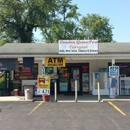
[34,0,130,43]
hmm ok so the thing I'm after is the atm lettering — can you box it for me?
[58,58,63,63]
[48,58,63,64]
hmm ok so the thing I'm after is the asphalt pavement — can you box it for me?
[0,102,130,130]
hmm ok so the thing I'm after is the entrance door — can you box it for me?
[58,67,69,93]
[58,66,81,94]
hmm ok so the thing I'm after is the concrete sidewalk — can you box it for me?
[0,96,33,102]
[0,95,130,102]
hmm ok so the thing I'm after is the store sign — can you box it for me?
[59,40,98,54]
[109,66,119,77]
[0,59,18,70]
[37,75,50,95]
[45,57,66,67]
[45,67,54,74]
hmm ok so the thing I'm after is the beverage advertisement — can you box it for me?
[37,75,50,95]
[73,70,79,79]
[71,79,80,91]
[59,82,68,91]
[0,71,5,95]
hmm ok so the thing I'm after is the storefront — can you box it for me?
[0,42,130,97]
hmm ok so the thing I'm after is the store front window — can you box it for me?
[14,64,38,80]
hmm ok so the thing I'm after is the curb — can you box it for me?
[0,100,33,102]
[101,99,130,102]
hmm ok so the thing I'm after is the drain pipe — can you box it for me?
[97,82,100,102]
[75,80,78,102]
[54,82,57,102]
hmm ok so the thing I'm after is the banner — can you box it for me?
[23,57,34,68]
[37,75,50,95]
[45,57,66,67]
[59,40,98,54]
[0,59,18,70]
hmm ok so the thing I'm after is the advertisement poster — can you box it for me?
[82,73,88,82]
[73,70,79,80]
[45,67,54,74]
[59,82,68,91]
[37,75,50,95]
[0,71,5,95]
[34,82,39,95]
[82,83,88,92]
[71,79,80,91]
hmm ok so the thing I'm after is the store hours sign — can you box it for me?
[109,66,119,77]
[59,40,98,54]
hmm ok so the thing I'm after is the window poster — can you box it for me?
[71,79,80,91]
[59,82,68,91]
[82,82,88,92]
[82,73,89,82]
[73,69,79,80]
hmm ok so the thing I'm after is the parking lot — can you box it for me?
[0,101,130,130]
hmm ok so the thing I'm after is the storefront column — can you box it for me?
[42,59,45,74]
[112,59,115,66]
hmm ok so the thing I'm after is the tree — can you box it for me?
[79,14,114,42]
[42,0,83,43]
[0,0,58,43]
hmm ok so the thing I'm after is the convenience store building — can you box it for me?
[0,41,130,97]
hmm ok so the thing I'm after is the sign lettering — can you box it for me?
[45,57,66,67]
[59,40,98,54]
[109,66,119,77]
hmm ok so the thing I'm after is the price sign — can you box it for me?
[37,75,50,95]
[109,66,119,77]
[37,88,50,95]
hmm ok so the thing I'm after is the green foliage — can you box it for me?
[80,14,114,42]
[42,0,83,43]
[0,0,57,43]
[0,0,114,44]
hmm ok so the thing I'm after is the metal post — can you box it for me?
[97,82,100,102]
[54,82,57,102]
[112,59,115,66]
[75,80,77,102]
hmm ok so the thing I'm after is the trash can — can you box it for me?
[14,89,19,96]
[25,89,33,100]
[24,85,34,96]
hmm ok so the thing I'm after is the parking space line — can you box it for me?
[28,101,43,115]
[108,102,126,116]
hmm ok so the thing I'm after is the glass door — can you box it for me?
[59,67,69,92]
[70,68,80,92]
[81,65,89,92]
